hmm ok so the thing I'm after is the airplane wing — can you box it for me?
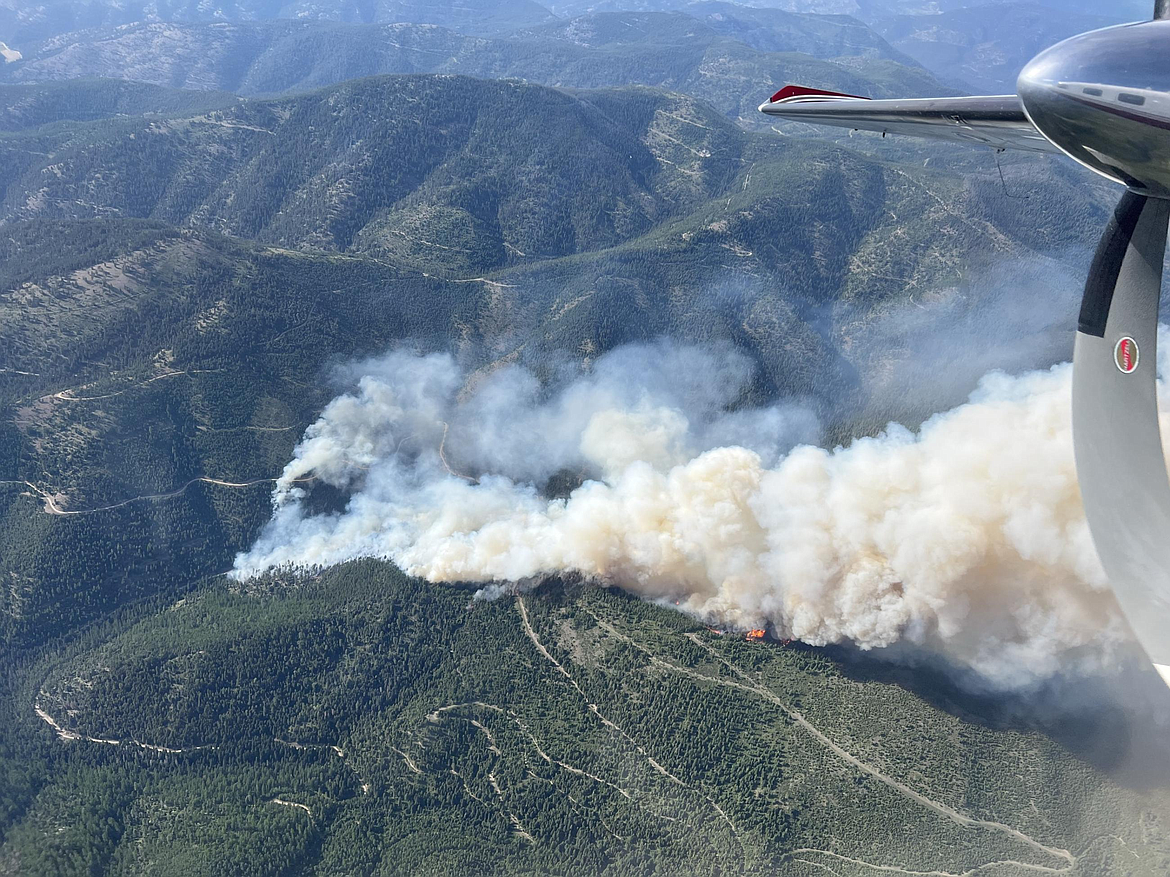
[759,85,1059,154]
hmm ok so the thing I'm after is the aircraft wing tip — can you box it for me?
[764,84,870,107]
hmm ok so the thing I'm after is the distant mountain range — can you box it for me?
[1,11,954,132]
[545,0,1149,22]
[522,2,913,59]
[875,2,1117,92]
[0,79,239,129]
[0,0,556,45]
[3,0,1154,143]
[2,1,1151,123]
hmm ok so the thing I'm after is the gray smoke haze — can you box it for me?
[234,325,1170,690]
[837,255,1082,420]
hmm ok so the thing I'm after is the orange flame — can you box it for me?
[746,629,766,640]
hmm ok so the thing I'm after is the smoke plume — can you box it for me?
[234,335,1170,689]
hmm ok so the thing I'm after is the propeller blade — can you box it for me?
[1073,190,1170,682]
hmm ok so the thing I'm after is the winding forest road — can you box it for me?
[516,595,745,859]
[49,370,190,402]
[678,632,1075,870]
[34,700,216,754]
[578,605,1076,875]
[1,475,313,516]
[516,595,686,787]
[782,847,1076,877]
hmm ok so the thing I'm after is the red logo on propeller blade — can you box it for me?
[1115,336,1139,374]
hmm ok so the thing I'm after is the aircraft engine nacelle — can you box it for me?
[1018,19,1170,198]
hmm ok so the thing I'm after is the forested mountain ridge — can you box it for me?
[3,568,1166,874]
[0,79,240,131]
[512,6,906,61]
[0,76,767,273]
[0,75,1107,280]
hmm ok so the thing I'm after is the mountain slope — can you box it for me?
[0,218,490,646]
[0,79,239,131]
[5,568,1170,874]
[0,77,771,273]
[1,74,1074,283]
[0,78,731,268]
[369,0,556,34]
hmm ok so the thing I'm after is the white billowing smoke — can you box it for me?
[234,336,1170,688]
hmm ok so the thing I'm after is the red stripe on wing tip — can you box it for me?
[768,85,870,103]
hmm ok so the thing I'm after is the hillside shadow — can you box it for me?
[825,642,1170,791]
